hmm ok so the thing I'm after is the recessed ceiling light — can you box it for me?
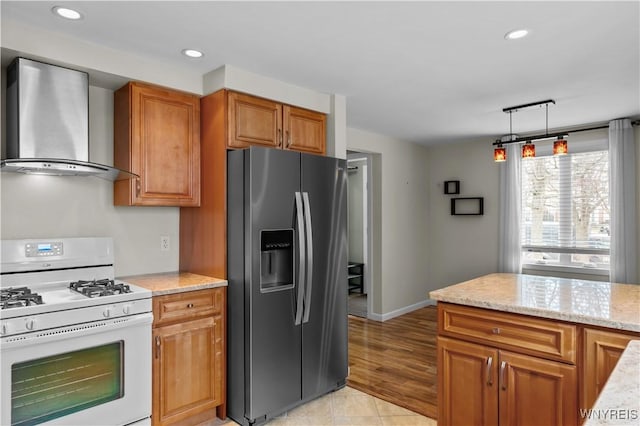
[52,6,83,20]
[182,49,204,59]
[504,29,529,40]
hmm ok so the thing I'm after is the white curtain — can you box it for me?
[498,144,522,273]
[609,119,638,283]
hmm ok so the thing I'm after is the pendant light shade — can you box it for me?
[522,141,535,158]
[494,145,507,162]
[553,137,568,155]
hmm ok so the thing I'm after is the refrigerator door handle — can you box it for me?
[294,191,306,326]
[302,191,313,324]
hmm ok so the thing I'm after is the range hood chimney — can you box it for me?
[1,57,137,181]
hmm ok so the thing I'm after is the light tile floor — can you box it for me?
[203,387,437,426]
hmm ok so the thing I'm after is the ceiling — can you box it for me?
[2,1,639,146]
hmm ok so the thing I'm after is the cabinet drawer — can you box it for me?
[438,303,576,364]
[153,288,223,326]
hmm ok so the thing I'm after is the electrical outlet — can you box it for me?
[160,236,170,252]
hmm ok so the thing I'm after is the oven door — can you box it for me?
[1,313,153,426]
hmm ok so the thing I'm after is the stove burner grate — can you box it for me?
[1,287,44,309]
[69,279,132,298]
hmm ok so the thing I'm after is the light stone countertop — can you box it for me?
[429,273,640,332]
[583,340,640,425]
[119,271,227,296]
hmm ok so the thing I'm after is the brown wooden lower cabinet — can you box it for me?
[499,350,577,426]
[437,302,640,426]
[438,336,577,426]
[152,287,226,426]
[581,327,638,414]
[438,337,498,425]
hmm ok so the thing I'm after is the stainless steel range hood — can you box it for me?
[1,57,137,181]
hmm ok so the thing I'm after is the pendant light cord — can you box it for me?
[545,103,549,136]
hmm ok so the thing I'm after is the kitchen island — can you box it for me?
[430,273,640,426]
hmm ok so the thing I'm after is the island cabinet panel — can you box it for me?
[581,328,639,413]
[437,303,578,426]
[151,287,226,426]
[438,337,499,426]
[114,81,200,206]
[439,302,577,364]
[499,350,577,426]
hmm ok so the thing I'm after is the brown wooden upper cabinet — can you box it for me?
[227,91,326,155]
[114,81,201,206]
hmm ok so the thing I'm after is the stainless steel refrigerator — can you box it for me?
[227,147,348,426]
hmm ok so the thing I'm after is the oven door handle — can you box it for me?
[0,312,153,349]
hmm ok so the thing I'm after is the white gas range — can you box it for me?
[0,237,152,426]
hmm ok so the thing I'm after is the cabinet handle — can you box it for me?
[135,178,141,196]
[187,303,194,308]
[492,327,501,335]
[486,356,493,386]
[500,361,507,391]
[278,129,283,147]
[155,336,161,359]
[286,131,291,148]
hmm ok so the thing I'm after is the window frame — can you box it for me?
[519,138,610,277]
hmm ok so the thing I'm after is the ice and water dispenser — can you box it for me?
[260,229,294,292]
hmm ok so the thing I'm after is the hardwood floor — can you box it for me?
[347,306,438,419]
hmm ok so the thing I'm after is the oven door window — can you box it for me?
[11,341,123,426]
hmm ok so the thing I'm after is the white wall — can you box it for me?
[0,86,180,277]
[427,138,500,290]
[1,19,201,93]
[347,127,430,317]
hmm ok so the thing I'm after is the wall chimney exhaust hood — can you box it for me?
[1,57,137,181]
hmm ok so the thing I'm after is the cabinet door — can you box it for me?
[152,316,223,426]
[228,92,282,149]
[283,105,326,155]
[115,82,200,206]
[582,328,636,412]
[499,350,577,426]
[438,337,499,426]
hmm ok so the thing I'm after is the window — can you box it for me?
[520,140,610,274]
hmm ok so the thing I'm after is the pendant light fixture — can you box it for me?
[522,141,535,158]
[493,99,570,162]
[553,136,568,155]
[494,144,507,162]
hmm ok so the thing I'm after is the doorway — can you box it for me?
[347,151,372,318]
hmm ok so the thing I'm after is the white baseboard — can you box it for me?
[367,299,436,322]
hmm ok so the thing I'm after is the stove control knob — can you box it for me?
[25,319,36,331]
[122,305,131,315]
[103,307,112,318]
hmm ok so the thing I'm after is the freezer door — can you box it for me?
[300,154,348,399]
[246,147,303,420]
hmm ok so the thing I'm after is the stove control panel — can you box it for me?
[25,242,63,257]
[0,298,152,338]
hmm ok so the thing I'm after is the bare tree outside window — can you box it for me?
[521,150,610,271]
